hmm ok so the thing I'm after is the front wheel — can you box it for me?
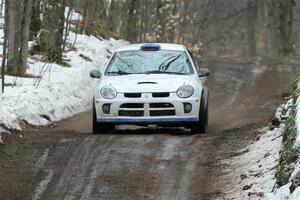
[189,96,208,134]
[93,102,114,134]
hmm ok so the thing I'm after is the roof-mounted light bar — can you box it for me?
[140,44,161,51]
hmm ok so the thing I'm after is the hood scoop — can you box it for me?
[137,82,158,85]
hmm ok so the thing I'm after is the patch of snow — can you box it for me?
[34,149,49,172]
[0,127,8,143]
[58,138,77,143]
[0,31,128,131]
[0,126,7,133]
[176,159,196,200]
[252,65,267,74]
[276,98,294,121]
[290,162,300,181]
[65,7,83,21]
[265,183,300,200]
[32,169,54,200]
[161,137,180,160]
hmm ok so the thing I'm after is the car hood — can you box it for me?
[100,74,194,93]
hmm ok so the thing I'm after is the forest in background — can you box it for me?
[72,0,298,58]
[0,0,299,89]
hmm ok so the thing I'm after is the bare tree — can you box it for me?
[30,0,42,40]
[246,0,258,57]
[264,0,296,57]
[126,0,138,41]
[39,0,66,63]
[1,0,7,92]
[63,0,73,51]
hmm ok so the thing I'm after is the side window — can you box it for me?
[187,50,200,71]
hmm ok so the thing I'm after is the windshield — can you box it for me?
[105,50,194,75]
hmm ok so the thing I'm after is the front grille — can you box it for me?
[118,101,176,117]
[120,103,144,108]
[124,93,141,98]
[119,103,144,117]
[150,103,175,116]
[119,110,144,117]
[152,92,170,98]
[150,103,174,108]
[150,110,176,116]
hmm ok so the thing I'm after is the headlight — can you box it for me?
[177,85,194,98]
[100,86,117,99]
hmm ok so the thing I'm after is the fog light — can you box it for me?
[102,104,111,114]
[183,103,192,113]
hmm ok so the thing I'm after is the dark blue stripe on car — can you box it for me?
[97,117,199,123]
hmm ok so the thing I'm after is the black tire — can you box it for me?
[93,101,114,134]
[190,94,208,134]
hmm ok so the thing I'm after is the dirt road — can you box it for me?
[0,58,299,200]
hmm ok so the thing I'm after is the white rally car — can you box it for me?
[90,43,209,134]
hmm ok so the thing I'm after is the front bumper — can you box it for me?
[95,92,201,124]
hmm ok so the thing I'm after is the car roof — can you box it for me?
[115,43,187,52]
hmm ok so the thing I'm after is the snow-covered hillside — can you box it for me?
[0,31,127,136]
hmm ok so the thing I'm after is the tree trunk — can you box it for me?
[6,0,33,76]
[1,0,7,92]
[20,0,33,74]
[6,0,21,75]
[0,0,4,17]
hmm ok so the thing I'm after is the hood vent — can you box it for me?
[137,82,157,84]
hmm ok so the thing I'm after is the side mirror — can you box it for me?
[90,70,101,78]
[198,68,210,77]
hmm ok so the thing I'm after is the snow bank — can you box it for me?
[295,87,300,146]
[222,99,297,199]
[263,81,300,200]
[223,126,283,199]
[0,31,127,131]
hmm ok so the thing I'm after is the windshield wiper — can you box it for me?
[158,54,182,71]
[107,71,133,75]
[143,70,185,75]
